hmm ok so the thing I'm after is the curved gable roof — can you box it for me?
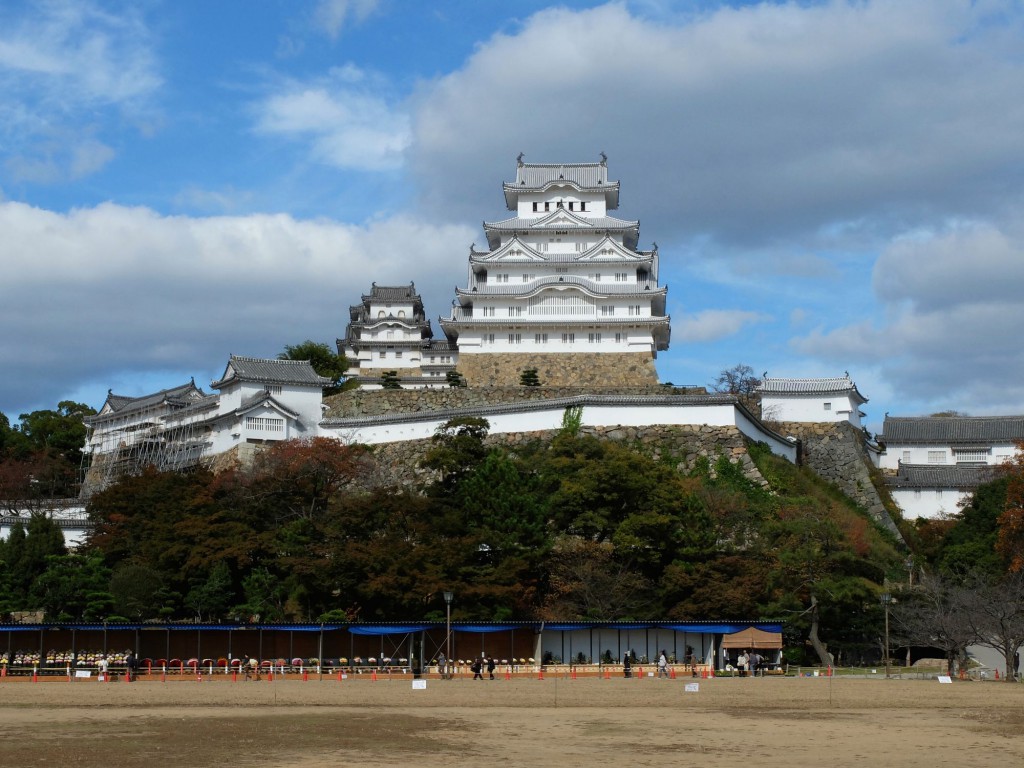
[211,355,333,389]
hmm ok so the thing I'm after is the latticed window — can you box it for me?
[927,451,946,464]
[246,417,284,432]
[954,448,989,463]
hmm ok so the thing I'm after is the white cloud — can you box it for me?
[313,0,380,39]
[408,1,1024,246]
[795,214,1024,413]
[0,1,161,182]
[674,309,770,342]
[0,200,474,414]
[254,67,410,171]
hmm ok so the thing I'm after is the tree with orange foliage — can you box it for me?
[996,439,1024,572]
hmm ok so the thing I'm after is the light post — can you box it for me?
[881,591,892,679]
[443,591,453,680]
[906,556,914,587]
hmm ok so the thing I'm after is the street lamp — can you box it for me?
[443,591,453,680]
[880,592,892,679]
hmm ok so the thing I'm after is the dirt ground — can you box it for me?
[1,674,1022,767]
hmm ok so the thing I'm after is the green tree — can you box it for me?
[110,562,170,620]
[421,417,491,491]
[279,340,349,395]
[30,553,113,621]
[445,370,467,388]
[16,400,96,465]
[519,368,541,386]
[184,560,234,621]
[380,370,402,389]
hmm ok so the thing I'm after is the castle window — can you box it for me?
[562,333,575,344]
[508,333,521,344]
[954,448,990,463]
[555,267,568,274]
[823,402,831,411]
[615,333,622,343]
[902,451,911,463]
[245,416,284,433]
[395,351,402,359]
[484,334,495,345]
[508,306,523,317]
[628,305,641,316]
[588,333,601,343]
[532,202,539,212]
[264,385,282,395]
[615,273,628,282]
[580,201,587,212]
[534,333,547,344]
[927,451,946,464]
[600,305,614,316]
[556,201,563,209]
[544,202,550,212]
[914,489,921,499]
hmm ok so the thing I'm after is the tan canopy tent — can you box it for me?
[720,627,783,649]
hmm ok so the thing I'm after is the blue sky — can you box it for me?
[3,0,1024,433]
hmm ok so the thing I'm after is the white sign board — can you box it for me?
[75,670,92,678]
[937,675,953,684]
[684,683,699,693]
[411,679,427,690]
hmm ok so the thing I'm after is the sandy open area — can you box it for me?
[1,674,1022,767]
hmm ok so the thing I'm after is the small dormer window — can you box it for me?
[823,402,832,411]
[264,385,282,395]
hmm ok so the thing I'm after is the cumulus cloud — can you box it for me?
[408,1,1024,247]
[0,201,474,414]
[795,215,1024,413]
[254,65,410,171]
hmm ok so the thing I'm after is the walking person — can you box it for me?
[487,656,496,680]
[471,657,483,680]
[623,653,632,679]
[738,650,749,678]
[658,650,669,679]
[437,652,446,679]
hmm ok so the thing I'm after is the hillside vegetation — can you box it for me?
[0,415,910,666]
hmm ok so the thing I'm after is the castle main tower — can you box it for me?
[440,155,670,386]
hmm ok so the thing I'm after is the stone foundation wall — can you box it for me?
[775,421,900,538]
[455,352,659,388]
[356,423,767,492]
[323,383,704,419]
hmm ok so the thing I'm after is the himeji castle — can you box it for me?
[438,154,671,387]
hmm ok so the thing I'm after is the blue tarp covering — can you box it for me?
[662,623,782,634]
[451,624,520,633]
[348,624,433,636]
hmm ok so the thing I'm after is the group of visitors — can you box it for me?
[470,655,497,680]
[736,650,764,677]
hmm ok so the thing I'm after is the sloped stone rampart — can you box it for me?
[356,424,767,492]
[775,421,900,538]
[324,384,705,419]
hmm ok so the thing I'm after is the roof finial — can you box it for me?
[599,151,607,164]
[517,152,524,166]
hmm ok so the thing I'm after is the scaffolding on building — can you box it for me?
[79,417,214,498]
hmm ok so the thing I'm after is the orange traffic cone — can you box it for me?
[537,667,544,681]
[603,667,611,680]
[504,667,511,681]
[670,667,676,679]
[371,669,378,681]
[996,670,1000,680]
[570,667,577,680]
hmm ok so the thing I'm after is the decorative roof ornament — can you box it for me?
[599,151,607,164]
[517,152,524,167]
